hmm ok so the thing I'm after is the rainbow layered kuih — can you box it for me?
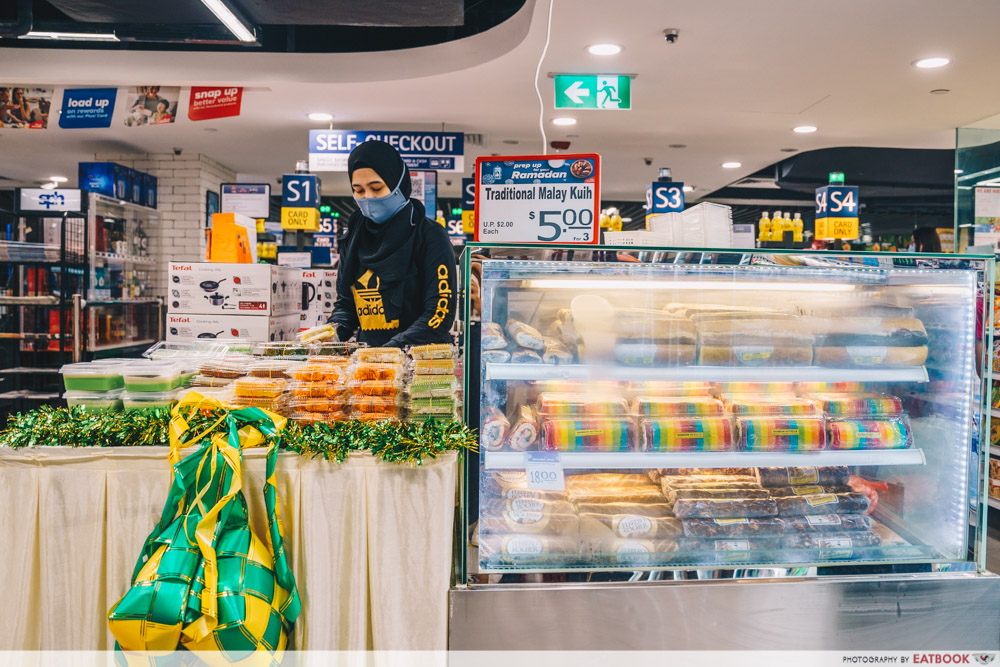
[538,392,629,416]
[640,417,733,451]
[634,395,725,417]
[810,393,903,418]
[827,419,911,450]
[542,418,633,452]
[727,397,819,416]
[738,417,826,451]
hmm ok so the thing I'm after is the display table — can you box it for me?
[0,446,458,651]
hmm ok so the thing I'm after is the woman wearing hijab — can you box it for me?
[329,140,456,348]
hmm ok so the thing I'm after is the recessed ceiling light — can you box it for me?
[587,43,622,56]
[40,182,57,190]
[501,139,519,144]
[203,127,219,133]
[49,176,68,183]
[552,117,577,126]
[954,169,964,174]
[669,144,687,149]
[780,148,799,153]
[930,88,950,95]
[682,185,695,192]
[308,112,333,121]
[722,162,742,169]
[913,57,950,69]
[793,125,817,133]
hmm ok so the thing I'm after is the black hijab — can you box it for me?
[341,140,427,321]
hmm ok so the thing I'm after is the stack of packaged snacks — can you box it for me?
[406,343,460,422]
[231,376,287,412]
[61,360,131,413]
[287,357,349,425]
[349,347,407,422]
[119,360,193,413]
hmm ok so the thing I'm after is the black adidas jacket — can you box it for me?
[330,215,456,348]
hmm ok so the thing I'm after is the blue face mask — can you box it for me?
[354,170,409,224]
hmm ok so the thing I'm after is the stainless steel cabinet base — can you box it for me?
[449,574,1000,650]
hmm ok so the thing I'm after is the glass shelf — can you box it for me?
[485,363,930,383]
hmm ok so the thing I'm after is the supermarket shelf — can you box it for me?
[483,448,927,471]
[93,252,156,265]
[0,295,58,305]
[90,338,156,352]
[485,363,929,384]
[0,390,60,400]
[0,367,60,374]
[0,332,62,340]
[988,497,1000,512]
[86,299,161,306]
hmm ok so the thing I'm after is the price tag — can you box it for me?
[524,451,565,491]
[474,153,600,244]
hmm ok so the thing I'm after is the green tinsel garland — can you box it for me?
[0,406,477,465]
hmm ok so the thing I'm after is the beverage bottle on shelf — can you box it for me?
[781,211,794,235]
[758,211,771,244]
[793,213,803,242]
[770,211,784,241]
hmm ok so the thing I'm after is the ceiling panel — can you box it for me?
[44,0,217,24]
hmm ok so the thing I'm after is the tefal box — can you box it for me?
[165,313,300,342]
[300,269,337,329]
[167,262,302,316]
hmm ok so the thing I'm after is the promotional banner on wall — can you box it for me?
[59,88,117,129]
[123,86,180,127]
[0,86,53,129]
[188,86,243,121]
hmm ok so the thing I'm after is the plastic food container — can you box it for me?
[232,376,286,399]
[64,389,124,412]
[350,363,405,383]
[313,342,364,358]
[413,359,457,376]
[289,381,345,398]
[190,374,234,388]
[288,396,348,413]
[291,363,343,382]
[61,362,126,392]
[143,340,228,361]
[199,355,252,379]
[121,361,184,392]
[407,377,458,399]
[350,395,401,413]
[253,341,312,358]
[409,343,454,360]
[248,359,293,379]
[122,389,181,412]
[354,347,406,364]
[352,380,402,397]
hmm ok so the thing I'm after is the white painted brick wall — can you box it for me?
[92,153,236,298]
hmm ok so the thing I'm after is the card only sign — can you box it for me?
[60,88,117,129]
[475,154,600,244]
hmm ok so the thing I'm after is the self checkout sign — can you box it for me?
[815,183,860,240]
[474,153,600,244]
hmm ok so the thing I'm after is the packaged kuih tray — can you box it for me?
[121,361,186,393]
[412,358,457,376]
[232,376,287,400]
[409,343,455,360]
[64,389,124,412]
[351,380,403,397]
[350,362,406,383]
[198,355,251,379]
[288,380,347,398]
[407,376,458,399]
[61,361,126,392]
[248,359,294,379]
[354,347,406,365]
[122,389,182,412]
[290,363,344,383]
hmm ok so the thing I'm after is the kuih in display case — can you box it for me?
[462,245,992,574]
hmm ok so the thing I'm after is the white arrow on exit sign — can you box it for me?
[564,80,590,105]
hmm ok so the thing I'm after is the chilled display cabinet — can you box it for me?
[451,244,1000,650]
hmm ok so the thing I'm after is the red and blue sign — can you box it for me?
[59,88,117,129]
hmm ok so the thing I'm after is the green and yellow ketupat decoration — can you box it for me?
[107,393,301,665]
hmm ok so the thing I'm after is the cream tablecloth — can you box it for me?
[0,446,458,651]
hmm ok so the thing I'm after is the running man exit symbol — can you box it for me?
[554,74,632,110]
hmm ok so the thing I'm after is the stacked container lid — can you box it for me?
[61,359,132,412]
[406,343,461,422]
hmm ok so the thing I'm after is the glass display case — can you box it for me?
[463,245,993,575]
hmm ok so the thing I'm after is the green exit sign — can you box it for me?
[554,74,632,110]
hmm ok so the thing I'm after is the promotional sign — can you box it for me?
[281,174,320,209]
[221,184,270,219]
[59,88,117,129]
[188,86,243,121]
[461,177,476,233]
[123,86,179,127]
[645,181,685,220]
[309,130,464,172]
[411,170,438,218]
[281,207,320,231]
[814,184,860,240]
[17,188,84,213]
[554,74,632,110]
[0,86,52,129]
[475,154,600,244]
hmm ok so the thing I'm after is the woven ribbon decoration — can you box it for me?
[108,392,301,665]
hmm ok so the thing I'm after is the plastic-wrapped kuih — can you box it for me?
[470,248,983,573]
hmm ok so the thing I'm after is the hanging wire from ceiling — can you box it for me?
[533,0,555,153]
